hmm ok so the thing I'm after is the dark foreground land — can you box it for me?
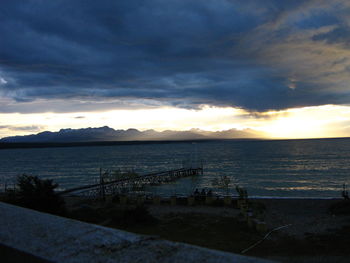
[2,196,350,262]
[0,244,52,263]
[62,197,350,263]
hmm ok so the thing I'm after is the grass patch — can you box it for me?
[329,200,350,215]
[109,212,263,254]
[68,203,158,227]
[66,200,350,262]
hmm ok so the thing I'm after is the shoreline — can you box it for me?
[1,136,349,150]
[250,196,342,200]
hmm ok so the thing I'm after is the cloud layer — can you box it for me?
[1,0,350,113]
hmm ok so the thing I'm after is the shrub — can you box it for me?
[14,174,66,215]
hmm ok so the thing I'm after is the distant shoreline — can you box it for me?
[1,136,350,150]
[236,196,343,201]
[0,138,259,149]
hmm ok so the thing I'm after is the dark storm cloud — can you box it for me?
[1,0,350,113]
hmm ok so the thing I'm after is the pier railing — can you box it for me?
[59,167,203,198]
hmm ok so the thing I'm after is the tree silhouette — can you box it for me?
[16,174,65,215]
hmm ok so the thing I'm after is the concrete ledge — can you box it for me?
[0,202,274,263]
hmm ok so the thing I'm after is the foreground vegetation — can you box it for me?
[2,176,350,262]
[64,198,350,262]
[1,174,66,215]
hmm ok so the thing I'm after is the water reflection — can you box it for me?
[0,138,349,198]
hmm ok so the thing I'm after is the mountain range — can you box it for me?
[0,126,264,143]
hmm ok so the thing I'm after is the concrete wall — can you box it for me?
[0,202,274,263]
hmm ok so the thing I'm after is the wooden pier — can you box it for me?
[59,167,203,198]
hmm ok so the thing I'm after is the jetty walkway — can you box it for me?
[59,167,203,198]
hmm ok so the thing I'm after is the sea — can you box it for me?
[1,138,350,198]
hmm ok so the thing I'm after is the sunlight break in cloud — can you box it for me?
[2,105,350,139]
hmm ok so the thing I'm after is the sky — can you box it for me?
[1,0,350,139]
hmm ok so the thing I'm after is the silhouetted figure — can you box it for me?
[200,189,206,201]
[194,188,200,202]
[207,189,213,197]
[194,188,200,196]
[342,184,349,200]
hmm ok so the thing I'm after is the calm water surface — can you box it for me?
[1,138,350,198]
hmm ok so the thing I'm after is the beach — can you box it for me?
[145,198,350,239]
[64,196,350,262]
[256,199,348,237]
